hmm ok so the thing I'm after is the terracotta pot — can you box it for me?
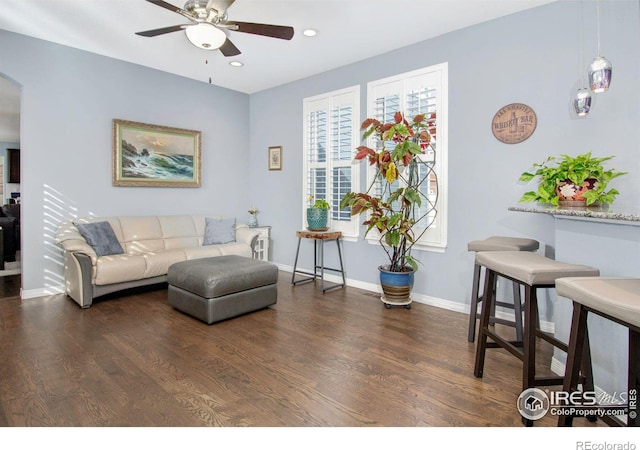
[556,178,599,207]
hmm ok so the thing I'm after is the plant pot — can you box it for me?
[556,178,599,207]
[378,265,415,309]
[247,214,258,227]
[306,208,328,231]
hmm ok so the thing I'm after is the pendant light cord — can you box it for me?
[578,0,585,85]
[596,0,601,56]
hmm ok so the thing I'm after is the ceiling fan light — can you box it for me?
[185,23,227,50]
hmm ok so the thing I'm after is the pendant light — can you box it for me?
[573,0,591,116]
[574,88,592,117]
[588,0,612,93]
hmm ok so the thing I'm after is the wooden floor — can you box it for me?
[0,272,605,428]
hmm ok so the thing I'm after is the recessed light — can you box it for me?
[229,61,243,67]
[303,29,318,37]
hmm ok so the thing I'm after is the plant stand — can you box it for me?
[380,296,412,309]
[291,230,346,293]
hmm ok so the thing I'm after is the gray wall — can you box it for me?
[0,30,250,295]
[249,0,639,314]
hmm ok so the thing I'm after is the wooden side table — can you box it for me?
[291,230,345,293]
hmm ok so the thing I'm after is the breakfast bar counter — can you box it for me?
[509,203,640,398]
[508,204,640,226]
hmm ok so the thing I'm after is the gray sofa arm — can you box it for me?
[72,252,96,308]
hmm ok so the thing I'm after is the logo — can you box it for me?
[517,387,550,421]
[517,388,635,422]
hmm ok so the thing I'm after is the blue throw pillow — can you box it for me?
[203,217,236,245]
[75,221,124,257]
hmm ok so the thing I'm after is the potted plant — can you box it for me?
[340,111,438,309]
[518,152,626,207]
[306,196,330,231]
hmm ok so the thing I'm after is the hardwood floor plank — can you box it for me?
[0,272,605,428]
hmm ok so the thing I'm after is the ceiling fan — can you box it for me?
[135,0,295,56]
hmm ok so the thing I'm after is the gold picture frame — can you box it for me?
[268,146,282,171]
[112,119,202,187]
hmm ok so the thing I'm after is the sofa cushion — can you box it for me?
[94,253,147,285]
[74,221,124,257]
[143,249,188,278]
[119,217,165,253]
[204,217,236,245]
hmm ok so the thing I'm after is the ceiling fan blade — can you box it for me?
[228,22,294,40]
[145,0,183,14]
[219,38,241,57]
[206,0,235,16]
[144,0,196,21]
[135,24,187,37]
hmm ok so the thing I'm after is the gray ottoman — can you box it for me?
[167,255,278,324]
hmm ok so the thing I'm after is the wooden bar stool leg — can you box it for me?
[522,285,537,390]
[521,284,538,427]
[581,328,598,423]
[558,303,589,427]
[512,281,524,342]
[474,268,496,378]
[468,263,482,342]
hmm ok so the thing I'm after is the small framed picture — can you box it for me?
[268,146,282,171]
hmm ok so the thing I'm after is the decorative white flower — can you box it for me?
[248,207,259,215]
[558,184,577,198]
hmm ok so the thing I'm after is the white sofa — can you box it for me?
[55,215,260,308]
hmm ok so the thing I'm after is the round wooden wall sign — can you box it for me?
[491,103,537,144]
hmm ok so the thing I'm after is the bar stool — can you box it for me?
[556,277,640,427]
[467,236,540,342]
[472,251,599,425]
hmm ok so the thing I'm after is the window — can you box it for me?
[366,63,448,251]
[303,86,360,238]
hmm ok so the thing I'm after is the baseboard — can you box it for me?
[21,285,65,299]
[278,263,554,332]
[24,267,553,333]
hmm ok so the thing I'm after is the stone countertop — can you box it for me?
[508,204,640,226]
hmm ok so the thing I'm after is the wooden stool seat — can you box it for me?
[467,236,540,342]
[473,251,599,426]
[556,277,640,427]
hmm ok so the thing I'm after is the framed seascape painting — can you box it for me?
[112,119,202,187]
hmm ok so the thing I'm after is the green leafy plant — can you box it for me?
[340,111,437,272]
[309,195,331,209]
[518,152,626,206]
[311,198,331,209]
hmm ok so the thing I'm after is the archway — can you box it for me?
[0,74,22,294]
